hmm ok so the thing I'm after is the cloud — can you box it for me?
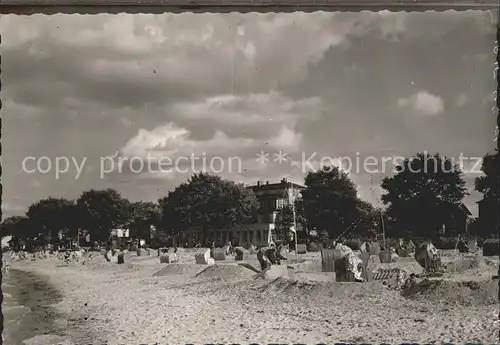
[397,91,445,116]
[108,91,321,182]
[0,12,494,218]
[460,157,484,177]
[119,91,319,158]
[0,13,386,112]
[167,91,322,140]
[2,201,26,215]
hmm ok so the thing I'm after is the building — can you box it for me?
[240,178,306,246]
[476,198,498,235]
[183,178,306,247]
[247,178,305,217]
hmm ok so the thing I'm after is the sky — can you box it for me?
[0,11,497,218]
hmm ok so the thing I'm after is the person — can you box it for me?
[276,243,288,261]
[210,241,216,258]
[266,243,279,265]
[257,247,271,271]
[2,249,11,273]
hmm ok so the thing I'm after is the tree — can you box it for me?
[293,198,307,231]
[381,152,468,238]
[0,216,34,246]
[26,197,76,244]
[274,205,295,244]
[301,166,365,239]
[475,150,499,199]
[159,172,259,245]
[128,201,161,240]
[474,149,499,236]
[76,189,131,242]
[354,200,380,239]
[1,216,26,236]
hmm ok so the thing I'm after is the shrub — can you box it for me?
[344,238,362,250]
[483,239,499,257]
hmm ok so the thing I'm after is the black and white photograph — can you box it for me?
[0,9,499,344]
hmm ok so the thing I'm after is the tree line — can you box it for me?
[1,151,498,248]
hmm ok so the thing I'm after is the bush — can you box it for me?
[483,239,499,257]
[344,238,362,250]
[433,237,458,250]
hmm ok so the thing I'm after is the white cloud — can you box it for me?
[2,201,26,215]
[1,12,493,217]
[398,90,444,116]
[119,122,300,162]
[114,89,324,183]
[115,92,319,181]
[170,91,321,126]
[461,157,484,176]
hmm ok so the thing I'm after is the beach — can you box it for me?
[2,268,74,345]
[4,251,499,344]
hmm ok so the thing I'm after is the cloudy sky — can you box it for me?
[1,11,496,218]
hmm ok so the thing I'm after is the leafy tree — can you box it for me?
[128,201,161,240]
[25,197,76,244]
[1,216,27,236]
[381,152,468,238]
[475,150,499,199]
[159,172,259,245]
[354,200,380,239]
[301,166,365,239]
[76,189,131,242]
[293,198,307,231]
[274,205,295,244]
[474,150,499,236]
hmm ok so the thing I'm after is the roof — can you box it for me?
[457,202,472,216]
[247,179,306,191]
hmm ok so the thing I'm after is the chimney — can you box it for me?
[257,181,261,186]
[266,181,269,185]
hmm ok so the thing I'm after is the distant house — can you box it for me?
[476,198,498,235]
[442,202,473,236]
[247,178,306,218]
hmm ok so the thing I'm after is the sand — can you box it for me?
[195,264,257,279]
[402,279,499,306]
[5,251,499,344]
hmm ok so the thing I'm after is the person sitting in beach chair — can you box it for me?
[257,243,282,271]
[415,241,442,273]
[257,247,272,271]
[267,244,279,265]
[275,242,289,262]
[335,252,364,282]
[223,241,234,256]
[63,249,72,263]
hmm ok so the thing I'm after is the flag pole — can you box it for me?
[380,208,386,250]
[369,173,386,250]
[290,177,299,262]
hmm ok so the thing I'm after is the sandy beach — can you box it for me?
[5,250,499,344]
